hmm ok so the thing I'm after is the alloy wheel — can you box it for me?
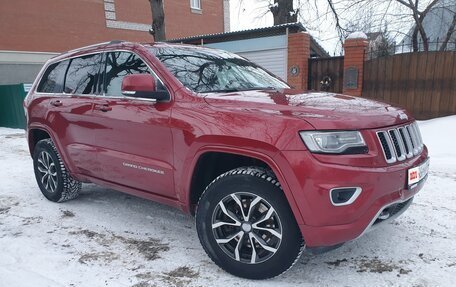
[211,192,283,264]
[36,151,58,193]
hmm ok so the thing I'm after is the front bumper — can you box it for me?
[274,147,428,247]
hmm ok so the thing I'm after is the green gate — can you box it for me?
[0,84,27,129]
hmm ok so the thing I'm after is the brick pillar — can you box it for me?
[342,33,368,96]
[287,32,311,91]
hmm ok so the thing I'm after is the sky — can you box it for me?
[228,0,428,56]
[229,0,352,55]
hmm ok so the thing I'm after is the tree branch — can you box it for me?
[440,12,456,51]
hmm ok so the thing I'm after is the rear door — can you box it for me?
[38,53,103,177]
[91,50,175,198]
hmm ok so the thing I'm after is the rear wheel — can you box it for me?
[33,138,81,202]
[196,167,304,279]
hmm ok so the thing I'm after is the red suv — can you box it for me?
[24,41,429,279]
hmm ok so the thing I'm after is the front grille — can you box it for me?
[377,122,423,164]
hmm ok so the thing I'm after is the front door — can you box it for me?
[91,51,175,198]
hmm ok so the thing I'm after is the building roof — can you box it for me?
[167,23,329,58]
[366,32,383,41]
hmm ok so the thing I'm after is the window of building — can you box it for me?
[65,53,103,94]
[37,60,70,93]
[190,0,201,10]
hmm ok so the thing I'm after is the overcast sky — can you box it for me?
[228,0,429,55]
[229,0,351,55]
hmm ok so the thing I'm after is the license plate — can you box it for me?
[408,158,430,187]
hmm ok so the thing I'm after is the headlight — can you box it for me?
[299,131,367,154]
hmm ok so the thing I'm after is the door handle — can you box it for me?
[50,100,62,107]
[94,104,112,112]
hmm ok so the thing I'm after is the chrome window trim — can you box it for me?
[33,49,172,103]
[99,94,158,103]
[35,51,105,97]
[121,90,136,96]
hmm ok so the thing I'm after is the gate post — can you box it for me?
[287,32,311,91]
[342,32,368,96]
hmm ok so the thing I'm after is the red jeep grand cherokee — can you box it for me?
[24,41,429,279]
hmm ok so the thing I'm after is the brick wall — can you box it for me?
[0,0,224,53]
[342,38,368,96]
[164,0,224,39]
[287,32,311,90]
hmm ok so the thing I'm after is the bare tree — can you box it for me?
[269,0,298,25]
[324,0,456,52]
[148,0,166,41]
[395,0,440,51]
[234,0,455,54]
[440,12,456,50]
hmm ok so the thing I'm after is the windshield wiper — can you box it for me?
[199,87,280,93]
[200,88,241,93]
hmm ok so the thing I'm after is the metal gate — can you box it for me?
[308,56,344,93]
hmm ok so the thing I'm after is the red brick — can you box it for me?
[342,38,368,96]
[287,32,311,90]
[0,0,224,52]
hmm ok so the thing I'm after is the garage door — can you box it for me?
[205,35,288,81]
[237,48,287,81]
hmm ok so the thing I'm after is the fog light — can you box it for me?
[330,187,362,206]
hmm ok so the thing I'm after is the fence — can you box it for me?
[0,84,27,129]
[363,51,456,119]
[367,41,456,60]
[308,56,344,93]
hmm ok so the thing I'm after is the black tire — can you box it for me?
[196,167,304,279]
[33,138,81,202]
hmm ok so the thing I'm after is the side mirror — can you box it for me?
[121,74,168,101]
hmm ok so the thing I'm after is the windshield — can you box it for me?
[149,46,289,93]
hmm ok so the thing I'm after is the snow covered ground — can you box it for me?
[0,117,455,287]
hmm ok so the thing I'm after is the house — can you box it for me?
[366,32,383,52]
[399,0,456,52]
[168,23,329,84]
[0,0,230,85]
[365,32,395,58]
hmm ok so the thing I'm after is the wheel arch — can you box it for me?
[184,146,305,225]
[28,127,52,156]
[27,124,77,176]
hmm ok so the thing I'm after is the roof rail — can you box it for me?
[65,41,111,54]
[58,40,128,58]
[109,40,125,44]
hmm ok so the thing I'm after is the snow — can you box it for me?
[418,116,456,171]
[346,32,368,40]
[1,117,455,286]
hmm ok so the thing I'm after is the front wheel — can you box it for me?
[196,167,304,279]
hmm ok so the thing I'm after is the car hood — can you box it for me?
[203,89,413,130]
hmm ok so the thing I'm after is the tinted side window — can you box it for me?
[104,52,166,97]
[37,60,69,93]
[65,53,102,94]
